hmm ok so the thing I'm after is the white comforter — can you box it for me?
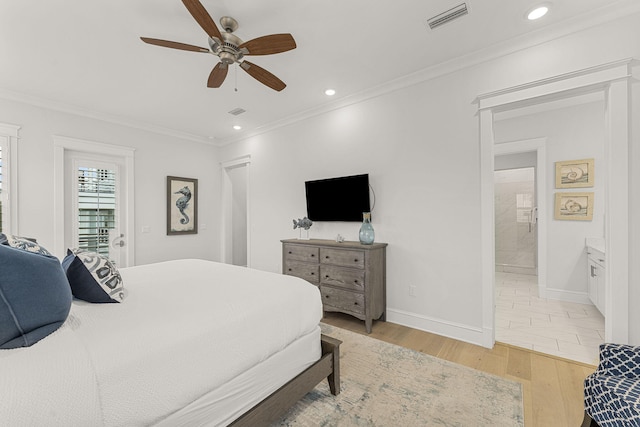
[0,259,323,426]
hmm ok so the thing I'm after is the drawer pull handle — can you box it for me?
[311,272,315,275]
[325,256,330,259]
[325,295,330,298]
[354,280,358,284]
[354,259,358,262]
[288,268,292,271]
[325,275,330,278]
[288,251,292,254]
[354,302,358,305]
[311,254,315,257]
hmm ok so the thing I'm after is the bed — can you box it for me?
[0,257,340,426]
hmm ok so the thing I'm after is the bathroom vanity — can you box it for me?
[586,238,605,316]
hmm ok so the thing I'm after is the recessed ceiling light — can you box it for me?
[325,89,336,96]
[233,125,242,130]
[526,4,550,20]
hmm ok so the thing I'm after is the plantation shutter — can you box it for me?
[77,167,116,258]
[0,146,3,233]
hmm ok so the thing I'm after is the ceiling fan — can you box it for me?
[141,0,296,91]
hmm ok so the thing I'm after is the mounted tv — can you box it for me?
[305,174,371,222]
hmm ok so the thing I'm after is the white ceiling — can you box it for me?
[0,0,635,145]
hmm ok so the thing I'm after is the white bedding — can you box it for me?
[0,259,323,426]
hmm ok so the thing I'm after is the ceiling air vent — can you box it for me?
[427,3,468,29]
[228,108,246,116]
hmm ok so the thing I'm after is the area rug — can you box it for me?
[276,324,524,426]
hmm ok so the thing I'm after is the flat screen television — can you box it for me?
[305,174,371,222]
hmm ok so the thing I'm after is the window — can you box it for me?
[77,166,116,258]
[0,144,3,233]
[0,123,19,234]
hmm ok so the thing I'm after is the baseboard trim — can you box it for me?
[386,308,487,348]
[544,288,592,305]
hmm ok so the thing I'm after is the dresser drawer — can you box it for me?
[284,261,319,284]
[320,265,365,291]
[284,244,319,262]
[320,248,365,269]
[321,286,365,315]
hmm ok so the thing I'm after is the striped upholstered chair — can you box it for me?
[582,343,640,426]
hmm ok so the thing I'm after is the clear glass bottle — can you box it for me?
[359,212,375,245]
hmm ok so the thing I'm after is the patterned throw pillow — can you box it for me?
[62,249,125,303]
[0,233,53,256]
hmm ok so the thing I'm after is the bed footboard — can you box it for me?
[230,334,341,427]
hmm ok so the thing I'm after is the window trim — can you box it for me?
[0,123,21,234]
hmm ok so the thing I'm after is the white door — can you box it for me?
[68,154,128,266]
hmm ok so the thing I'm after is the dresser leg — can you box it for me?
[365,318,372,333]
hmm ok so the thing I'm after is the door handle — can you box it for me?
[112,233,125,248]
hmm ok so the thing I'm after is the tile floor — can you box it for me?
[495,271,605,365]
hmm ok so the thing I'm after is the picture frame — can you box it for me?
[555,158,594,188]
[554,192,594,221]
[167,176,198,235]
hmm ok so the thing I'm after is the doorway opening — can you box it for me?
[495,163,537,276]
[221,155,251,267]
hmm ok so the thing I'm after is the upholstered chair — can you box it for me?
[582,343,640,426]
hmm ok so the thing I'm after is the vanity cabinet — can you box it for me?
[587,246,605,316]
[282,239,387,333]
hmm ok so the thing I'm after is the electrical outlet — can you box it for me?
[409,285,417,297]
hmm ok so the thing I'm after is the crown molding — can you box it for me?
[0,88,217,146]
[218,0,640,145]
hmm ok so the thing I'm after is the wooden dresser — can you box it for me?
[281,239,387,333]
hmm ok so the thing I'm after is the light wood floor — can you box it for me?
[322,312,596,427]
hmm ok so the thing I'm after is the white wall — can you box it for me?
[494,101,606,298]
[220,12,640,345]
[0,98,221,265]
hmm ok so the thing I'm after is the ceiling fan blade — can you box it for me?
[207,63,228,88]
[239,34,296,56]
[240,61,286,91]
[181,0,223,41]
[140,37,210,53]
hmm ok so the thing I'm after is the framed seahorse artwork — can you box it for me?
[555,158,594,188]
[554,192,594,221]
[167,176,198,235]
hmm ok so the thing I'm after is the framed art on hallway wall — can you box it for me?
[167,176,198,235]
[554,192,594,221]
[555,158,594,188]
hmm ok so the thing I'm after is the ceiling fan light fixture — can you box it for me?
[141,1,296,91]
[526,3,550,20]
[233,125,242,130]
[325,89,336,96]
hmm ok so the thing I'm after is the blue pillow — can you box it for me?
[0,244,72,349]
[62,249,124,303]
[0,233,53,256]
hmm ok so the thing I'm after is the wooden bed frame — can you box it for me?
[581,411,598,427]
[230,334,342,426]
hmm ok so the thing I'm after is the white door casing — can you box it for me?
[477,59,633,348]
[53,136,135,266]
